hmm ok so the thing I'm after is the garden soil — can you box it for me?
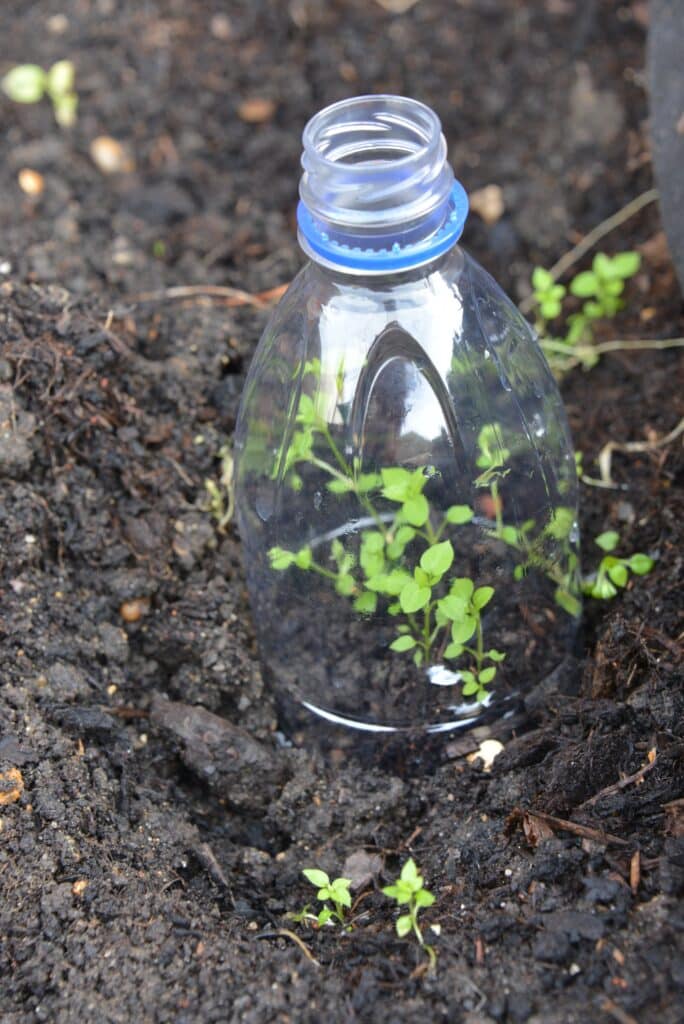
[1,2,682,1022]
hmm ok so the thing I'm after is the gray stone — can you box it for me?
[0,385,35,477]
[649,1,684,291]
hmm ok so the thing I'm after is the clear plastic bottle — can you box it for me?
[235,96,580,749]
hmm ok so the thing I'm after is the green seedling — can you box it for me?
[531,251,641,375]
[582,530,654,599]
[1,61,77,126]
[298,869,352,927]
[204,442,234,532]
[382,858,437,970]
[531,267,566,320]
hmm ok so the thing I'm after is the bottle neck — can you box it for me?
[297,95,468,275]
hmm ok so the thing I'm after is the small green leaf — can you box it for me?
[400,859,420,885]
[462,677,479,696]
[380,467,413,503]
[486,649,506,662]
[46,60,75,96]
[570,271,598,298]
[413,649,424,667]
[446,505,474,525]
[327,478,353,494]
[628,553,654,575]
[596,530,620,552]
[402,494,429,527]
[420,540,454,579]
[330,879,352,907]
[414,567,430,587]
[268,547,295,570]
[611,251,641,278]
[1,64,46,103]
[437,594,468,621]
[479,666,496,684]
[444,642,464,659]
[590,576,618,600]
[472,585,494,610]
[303,868,329,888]
[317,907,334,926]
[532,267,553,291]
[296,394,316,425]
[356,472,382,493]
[540,298,562,319]
[607,563,628,588]
[295,547,313,569]
[450,578,474,602]
[335,574,355,596]
[390,635,417,652]
[555,586,582,618]
[354,591,377,614]
[451,615,477,644]
[382,884,400,900]
[400,581,431,614]
[414,889,435,908]
[546,507,575,540]
[396,914,412,938]
[583,300,605,319]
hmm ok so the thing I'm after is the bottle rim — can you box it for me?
[298,94,469,273]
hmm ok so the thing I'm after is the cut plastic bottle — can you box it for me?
[234,95,580,748]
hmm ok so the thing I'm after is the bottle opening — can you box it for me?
[298,95,468,273]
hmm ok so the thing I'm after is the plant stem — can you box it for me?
[475,615,484,674]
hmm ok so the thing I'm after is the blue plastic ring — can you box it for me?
[297,180,469,272]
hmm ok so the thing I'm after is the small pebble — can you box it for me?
[238,98,276,123]
[0,768,24,806]
[469,185,505,225]
[120,597,149,623]
[210,13,232,39]
[89,136,133,175]
[18,168,44,196]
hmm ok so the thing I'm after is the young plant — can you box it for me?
[204,442,234,532]
[531,267,566,320]
[531,251,641,376]
[582,531,654,600]
[382,858,437,970]
[1,61,78,126]
[300,869,352,927]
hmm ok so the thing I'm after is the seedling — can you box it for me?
[298,869,352,927]
[204,442,234,532]
[1,61,78,126]
[582,531,654,599]
[531,267,566,320]
[382,858,437,970]
[531,251,641,375]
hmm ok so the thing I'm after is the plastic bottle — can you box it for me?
[234,95,580,751]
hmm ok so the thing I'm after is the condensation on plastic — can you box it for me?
[234,97,580,740]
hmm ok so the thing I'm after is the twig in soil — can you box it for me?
[130,283,288,309]
[579,750,658,809]
[509,807,633,847]
[597,415,684,486]
[519,188,659,314]
[256,928,320,966]
[629,850,640,895]
[600,999,640,1024]
[541,336,684,376]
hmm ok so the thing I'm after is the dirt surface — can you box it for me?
[1,2,683,1022]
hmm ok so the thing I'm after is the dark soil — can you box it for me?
[1,2,683,1023]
